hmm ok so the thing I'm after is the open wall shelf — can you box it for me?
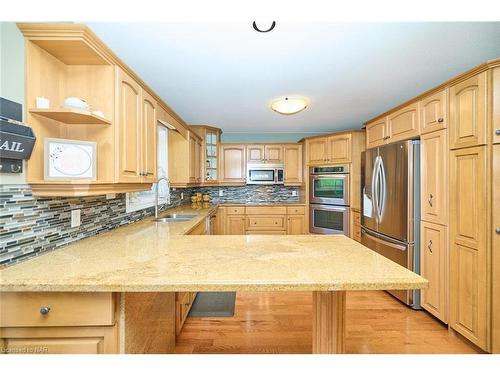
[29,108,112,125]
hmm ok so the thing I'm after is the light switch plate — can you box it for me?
[71,209,81,228]
[181,192,184,200]
[106,193,116,200]
[219,189,224,197]
[292,190,298,197]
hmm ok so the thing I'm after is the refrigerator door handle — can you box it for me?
[371,156,380,222]
[361,227,407,252]
[378,156,387,222]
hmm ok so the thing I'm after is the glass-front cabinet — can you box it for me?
[190,125,222,184]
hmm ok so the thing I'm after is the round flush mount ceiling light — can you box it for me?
[271,97,308,115]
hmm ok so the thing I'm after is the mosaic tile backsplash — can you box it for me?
[0,184,301,266]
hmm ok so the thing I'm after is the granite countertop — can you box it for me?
[0,202,427,293]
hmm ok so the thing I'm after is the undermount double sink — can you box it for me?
[153,214,197,223]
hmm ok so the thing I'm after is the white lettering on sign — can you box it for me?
[0,140,25,153]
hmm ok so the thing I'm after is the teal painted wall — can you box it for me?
[221,132,323,143]
[0,22,24,108]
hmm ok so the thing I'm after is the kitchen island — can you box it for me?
[0,204,427,354]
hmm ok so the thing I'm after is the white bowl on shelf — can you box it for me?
[63,97,90,111]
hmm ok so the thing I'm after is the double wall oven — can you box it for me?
[309,165,350,235]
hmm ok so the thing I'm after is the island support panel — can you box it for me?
[312,291,346,354]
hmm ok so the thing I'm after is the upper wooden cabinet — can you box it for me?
[365,118,388,149]
[169,130,202,187]
[327,134,351,163]
[450,72,487,149]
[247,145,265,163]
[305,131,363,165]
[116,68,142,183]
[220,145,246,184]
[493,68,500,145]
[492,145,500,353]
[421,129,448,225]
[387,102,420,143]
[190,126,221,184]
[247,144,284,163]
[283,144,303,185]
[308,138,329,163]
[420,89,447,134]
[140,90,158,183]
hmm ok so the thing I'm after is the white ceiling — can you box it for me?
[88,22,500,133]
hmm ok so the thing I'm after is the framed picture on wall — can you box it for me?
[44,138,97,180]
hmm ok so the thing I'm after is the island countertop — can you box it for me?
[0,205,427,292]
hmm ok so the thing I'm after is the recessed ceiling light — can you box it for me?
[271,97,308,115]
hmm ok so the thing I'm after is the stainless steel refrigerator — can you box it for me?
[361,140,421,309]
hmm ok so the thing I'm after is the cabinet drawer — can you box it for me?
[287,206,305,215]
[246,230,287,235]
[246,206,287,215]
[226,206,245,215]
[0,292,115,328]
[246,216,285,230]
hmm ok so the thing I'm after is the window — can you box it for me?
[125,124,170,213]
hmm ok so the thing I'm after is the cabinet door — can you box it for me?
[116,69,142,182]
[493,68,500,145]
[226,215,246,234]
[220,145,246,183]
[3,336,105,354]
[365,118,387,149]
[188,134,197,183]
[283,144,303,185]
[421,129,447,224]
[420,89,447,134]
[449,146,488,350]
[287,215,305,234]
[307,138,328,164]
[327,134,351,163]
[387,102,420,143]
[265,145,284,163]
[421,221,448,323]
[450,72,487,149]
[141,90,157,183]
[492,144,500,353]
[247,145,265,163]
[195,138,202,183]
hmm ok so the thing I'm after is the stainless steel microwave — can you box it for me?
[247,164,284,185]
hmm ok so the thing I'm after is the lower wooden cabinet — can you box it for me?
[0,292,118,354]
[420,221,448,323]
[287,215,305,234]
[350,210,361,242]
[226,215,246,234]
[175,292,197,336]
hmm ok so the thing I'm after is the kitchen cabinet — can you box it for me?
[449,145,488,350]
[175,292,197,336]
[365,118,388,149]
[350,210,361,242]
[421,129,448,225]
[283,144,303,185]
[141,90,158,183]
[287,215,305,234]
[327,134,351,163]
[247,144,284,163]
[247,145,265,163]
[191,126,221,184]
[187,219,207,235]
[420,221,448,323]
[307,138,329,163]
[449,72,487,149]
[169,130,202,187]
[492,144,500,353]
[0,292,118,354]
[226,215,246,235]
[246,206,287,234]
[214,207,226,235]
[220,145,246,184]
[420,89,447,134]
[387,102,420,143]
[116,68,143,183]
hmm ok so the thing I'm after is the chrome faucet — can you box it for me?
[155,176,170,219]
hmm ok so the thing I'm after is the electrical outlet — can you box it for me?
[71,209,81,228]
[219,189,224,197]
[106,193,116,200]
[292,190,298,197]
[181,192,184,200]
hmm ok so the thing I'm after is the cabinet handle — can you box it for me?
[40,306,51,315]
[496,129,500,136]
[428,240,433,253]
[437,118,444,123]
[428,194,433,207]
[496,228,500,234]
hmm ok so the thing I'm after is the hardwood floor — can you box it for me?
[174,291,480,354]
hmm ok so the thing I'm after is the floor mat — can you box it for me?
[188,292,236,317]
